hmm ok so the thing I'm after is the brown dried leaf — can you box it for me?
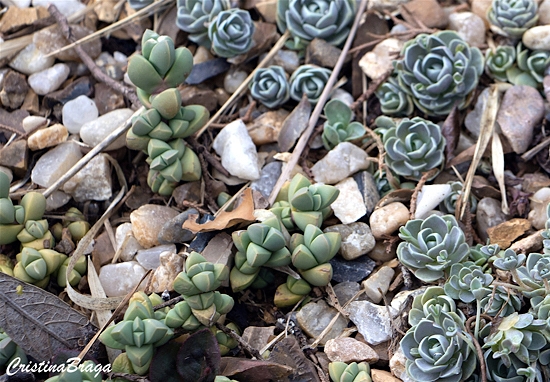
[183,188,256,233]
[376,188,414,209]
[442,104,460,167]
[278,94,311,152]
[219,357,293,381]
[471,175,501,200]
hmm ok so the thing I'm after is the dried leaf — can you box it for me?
[278,94,311,152]
[471,175,501,200]
[442,104,460,167]
[149,342,187,382]
[376,188,414,209]
[219,358,293,381]
[183,188,256,233]
[176,329,220,382]
[0,272,97,362]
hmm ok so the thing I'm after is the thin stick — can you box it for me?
[195,30,291,138]
[521,135,550,161]
[268,0,369,205]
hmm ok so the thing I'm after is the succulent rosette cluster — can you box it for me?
[208,8,255,58]
[440,181,478,214]
[249,66,290,109]
[176,0,231,48]
[375,75,414,117]
[487,0,539,38]
[276,0,356,50]
[321,99,366,150]
[289,65,332,104]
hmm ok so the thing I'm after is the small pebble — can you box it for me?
[370,369,402,382]
[362,266,395,304]
[353,171,380,219]
[476,197,508,242]
[465,87,490,138]
[31,141,82,188]
[27,123,68,151]
[27,63,70,95]
[324,222,375,260]
[62,95,99,134]
[80,108,134,150]
[359,38,403,81]
[448,12,486,47]
[265,49,300,74]
[306,38,342,69]
[201,232,234,273]
[528,187,550,230]
[115,223,143,262]
[22,115,47,133]
[246,109,288,146]
[324,337,379,363]
[347,300,397,345]
[389,347,414,382]
[414,184,452,219]
[135,244,176,270]
[146,250,184,293]
[311,142,372,184]
[331,178,367,224]
[45,190,71,211]
[250,161,283,199]
[99,261,147,297]
[9,43,55,75]
[369,202,409,239]
[332,281,363,304]
[390,288,427,313]
[130,204,180,248]
[330,89,354,108]
[193,45,214,65]
[367,241,396,263]
[296,300,349,345]
[470,0,492,26]
[224,69,248,94]
[540,0,550,25]
[242,326,276,353]
[62,154,112,202]
[401,0,448,28]
[157,209,198,244]
[522,25,550,51]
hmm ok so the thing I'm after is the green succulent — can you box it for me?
[276,0,356,50]
[127,0,153,10]
[269,200,294,231]
[214,377,239,382]
[375,74,414,117]
[440,181,477,215]
[516,252,550,297]
[208,9,255,58]
[408,286,465,327]
[375,116,445,181]
[229,250,262,292]
[321,99,365,150]
[485,45,516,82]
[56,255,87,288]
[164,300,202,331]
[397,214,470,283]
[17,219,55,250]
[468,244,493,266]
[514,43,550,86]
[13,247,66,288]
[62,207,91,242]
[484,350,545,382]
[480,285,522,317]
[249,65,290,109]
[290,224,340,286]
[127,30,193,96]
[493,248,526,271]
[44,360,103,382]
[0,254,14,277]
[250,267,275,289]
[0,329,27,368]
[487,0,539,38]
[289,65,332,104]
[328,361,372,382]
[212,322,240,356]
[176,0,231,48]
[0,188,47,245]
[444,261,493,303]
[401,311,477,382]
[274,275,312,308]
[393,30,484,116]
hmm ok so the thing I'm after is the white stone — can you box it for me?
[28,63,70,95]
[362,266,395,304]
[347,300,397,345]
[359,38,403,81]
[448,12,486,47]
[540,0,550,25]
[9,43,55,75]
[45,190,71,211]
[369,202,410,239]
[331,178,367,224]
[528,187,550,230]
[62,154,112,202]
[31,141,83,188]
[2,0,32,7]
[389,347,414,382]
[22,116,48,133]
[115,223,144,262]
[33,0,86,17]
[414,184,452,219]
[62,95,99,134]
[99,261,147,297]
[80,108,134,150]
[311,142,372,184]
[390,287,427,313]
[522,26,550,50]
[213,119,261,180]
[136,244,176,270]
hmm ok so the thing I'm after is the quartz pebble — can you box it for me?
[45,190,71,211]
[359,38,403,81]
[362,266,395,304]
[476,197,508,242]
[296,300,349,345]
[213,119,261,180]
[369,202,409,239]
[22,115,47,133]
[522,26,550,51]
[371,369,402,382]
[391,287,427,313]
[147,250,184,293]
[448,12,486,47]
[27,123,68,151]
[115,223,143,262]
[324,222,375,261]
[266,49,300,74]
[10,43,55,75]
[224,70,248,94]
[528,188,550,229]
[80,108,134,150]
[62,95,99,134]
[331,178,367,224]
[130,204,180,248]
[28,63,70,95]
[99,261,147,297]
[347,300,397,345]
[324,337,379,363]
[414,184,452,219]
[311,142,371,184]
[31,141,82,188]
[136,244,176,270]
[62,154,112,202]
[2,0,32,7]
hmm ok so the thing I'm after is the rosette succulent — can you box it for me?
[375,75,414,117]
[393,30,484,116]
[397,214,470,282]
[484,351,545,382]
[274,275,312,308]
[249,66,290,109]
[290,224,341,286]
[328,361,372,382]
[493,248,526,271]
[487,0,539,38]
[176,0,231,48]
[516,252,550,296]
[440,181,477,214]
[444,261,493,303]
[208,9,255,58]
[276,0,356,50]
[485,45,516,82]
[289,65,332,104]
[408,286,465,326]
[321,99,365,150]
[375,116,445,181]
[515,43,550,86]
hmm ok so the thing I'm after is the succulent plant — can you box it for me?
[212,322,240,355]
[321,99,365,150]
[439,181,478,214]
[401,311,477,382]
[397,214,470,283]
[485,45,516,82]
[444,261,493,303]
[515,43,550,85]
[375,116,445,181]
[480,285,522,317]
[127,30,194,97]
[0,329,27,367]
[229,250,262,292]
[100,297,174,375]
[290,224,340,286]
[44,360,103,382]
[375,74,414,117]
[487,0,539,38]
[176,0,231,48]
[468,244,493,267]
[493,248,526,271]
[328,361,372,382]
[17,219,55,250]
[62,207,91,242]
[56,255,87,288]
[276,0,356,50]
[0,254,14,277]
[516,252,550,296]
[13,247,66,288]
[127,0,153,10]
[270,200,294,231]
[289,65,332,104]
[408,286,465,327]
[484,350,545,382]
[164,300,202,331]
[274,275,312,308]
[393,30,484,116]
[208,9,255,58]
[249,66,290,109]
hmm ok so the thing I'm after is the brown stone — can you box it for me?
[324,337,379,363]
[0,70,28,109]
[180,86,218,112]
[0,140,28,177]
[246,109,289,145]
[130,204,180,248]
[401,0,449,29]
[367,240,396,263]
[241,326,276,353]
[369,340,391,362]
[371,369,402,382]
[0,7,41,34]
[27,124,68,151]
[94,83,125,115]
[91,230,115,270]
[487,218,532,248]
[21,89,40,114]
[306,38,347,69]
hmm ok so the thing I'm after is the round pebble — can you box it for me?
[224,70,248,94]
[27,63,70,95]
[448,12,486,47]
[9,43,55,75]
[522,26,550,50]
[369,202,410,239]
[62,95,99,135]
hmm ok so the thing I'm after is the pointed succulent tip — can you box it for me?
[150,89,182,120]
[20,192,46,222]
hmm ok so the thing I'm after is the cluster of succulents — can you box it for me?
[321,99,366,150]
[51,207,91,242]
[176,0,231,48]
[273,274,311,308]
[125,30,209,196]
[487,0,539,38]
[328,361,372,382]
[276,0,356,50]
[374,116,446,181]
[378,30,483,117]
[374,75,414,117]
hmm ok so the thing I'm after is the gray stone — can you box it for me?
[201,232,234,272]
[476,197,508,242]
[224,69,248,94]
[62,154,112,202]
[31,141,82,188]
[80,108,134,150]
[311,142,372,184]
[330,255,377,283]
[390,287,427,313]
[45,190,71,211]
[130,204,180,249]
[296,300,348,345]
[497,85,544,154]
[28,63,70,95]
[324,337,379,363]
[448,12,486,47]
[266,49,300,74]
[136,244,176,270]
[250,161,283,198]
[464,87,490,138]
[359,38,403,81]
[241,326,276,353]
[62,95,99,134]
[347,300,397,345]
[353,171,380,219]
[522,25,550,50]
[99,261,147,297]
[361,266,395,304]
[367,240,396,263]
[330,89,354,108]
[33,0,85,17]
[306,38,343,69]
[324,222,375,260]
[331,178,367,224]
[172,181,202,207]
[157,209,198,244]
[115,223,143,262]
[332,281,363,305]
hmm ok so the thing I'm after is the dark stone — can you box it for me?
[353,171,380,220]
[0,139,28,177]
[157,208,198,244]
[250,161,282,198]
[94,82,125,115]
[0,70,28,109]
[172,181,202,207]
[305,38,347,69]
[330,255,377,283]
[188,214,216,252]
[185,58,230,85]
[42,76,93,110]
[180,86,218,112]
[267,336,321,382]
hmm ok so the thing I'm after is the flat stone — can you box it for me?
[311,142,371,184]
[31,141,82,188]
[241,326,276,353]
[522,25,550,51]
[94,82,125,115]
[324,337,379,363]
[34,24,102,61]
[371,369,402,382]
[540,0,550,25]
[347,300,397,345]
[62,154,112,202]
[99,261,147,297]
[201,232,234,272]
[172,181,202,207]
[0,140,28,176]
[27,123,68,151]
[224,69,248,94]
[401,0,448,28]
[367,241,396,263]
[0,70,28,109]
[246,109,289,146]
[136,244,176,270]
[362,266,395,304]
[306,38,343,69]
[80,108,134,150]
[465,87,490,138]
[331,178,367,224]
[448,12,486,47]
[91,230,115,267]
[324,222,375,260]
[62,95,99,134]
[267,336,321,382]
[180,86,218,112]
[353,171,380,219]
[115,223,143,262]
[130,204,180,249]
[0,6,45,34]
[332,281,363,305]
[43,76,94,110]
[369,202,409,239]
[250,161,283,199]
[487,218,531,248]
[266,49,300,74]
[10,43,55,75]
[476,197,508,242]
[28,63,70,96]
[359,38,403,81]
[330,255,377,283]
[497,85,544,154]
[296,300,349,345]
[390,287,427,313]
[528,187,550,230]
[157,209,198,244]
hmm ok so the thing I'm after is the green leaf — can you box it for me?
[324,99,352,125]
